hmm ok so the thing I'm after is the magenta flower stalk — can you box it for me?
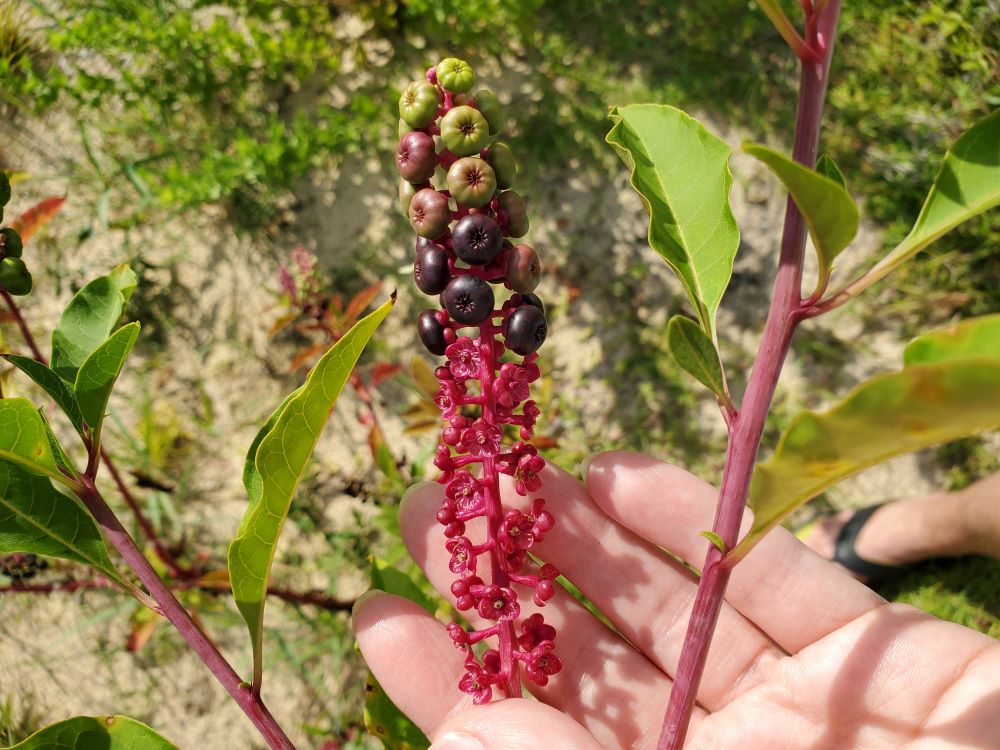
[396,57,562,701]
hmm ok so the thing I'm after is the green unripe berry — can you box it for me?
[436,58,476,93]
[499,190,529,238]
[0,257,32,296]
[0,171,9,207]
[399,80,440,128]
[473,89,503,135]
[484,141,516,189]
[0,227,20,259]
[399,180,420,216]
[440,105,490,157]
[447,157,497,208]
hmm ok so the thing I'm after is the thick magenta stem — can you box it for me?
[75,478,296,750]
[657,4,841,748]
[478,319,521,698]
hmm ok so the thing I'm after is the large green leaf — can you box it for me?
[855,109,1000,289]
[228,295,394,687]
[50,265,137,382]
[735,359,1000,559]
[606,104,739,340]
[2,355,86,439]
[743,142,859,283]
[666,315,727,400]
[0,459,122,583]
[904,314,1000,366]
[0,398,71,486]
[364,672,430,750]
[74,321,140,436]
[1,715,178,749]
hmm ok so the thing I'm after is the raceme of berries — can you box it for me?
[395,58,560,703]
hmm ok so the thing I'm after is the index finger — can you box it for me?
[584,451,885,653]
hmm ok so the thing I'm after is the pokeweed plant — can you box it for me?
[0,172,396,749]
[382,4,1000,749]
[397,58,562,702]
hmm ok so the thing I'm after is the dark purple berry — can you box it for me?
[408,188,451,240]
[520,292,545,315]
[442,275,495,326]
[447,157,497,208]
[418,309,448,355]
[506,243,540,293]
[452,213,503,266]
[415,244,450,295]
[397,131,437,184]
[505,304,547,355]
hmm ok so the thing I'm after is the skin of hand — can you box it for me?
[353,451,1000,750]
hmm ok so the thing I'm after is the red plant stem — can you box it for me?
[657,4,841,749]
[75,477,296,750]
[1,289,191,578]
[478,318,521,698]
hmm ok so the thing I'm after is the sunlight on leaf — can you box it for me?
[1,715,178,749]
[903,313,1000,366]
[228,295,394,691]
[607,104,739,341]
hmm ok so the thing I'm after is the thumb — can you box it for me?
[429,698,605,750]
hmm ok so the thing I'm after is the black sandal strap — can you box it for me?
[833,504,901,580]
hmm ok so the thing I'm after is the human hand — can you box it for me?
[353,451,1000,749]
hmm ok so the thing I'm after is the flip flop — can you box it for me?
[833,503,904,581]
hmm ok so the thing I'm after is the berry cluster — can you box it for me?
[397,58,561,702]
[0,172,31,296]
[0,553,48,582]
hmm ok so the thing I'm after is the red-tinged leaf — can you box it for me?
[194,569,231,590]
[11,196,66,242]
[289,342,329,372]
[344,282,384,329]
[268,311,298,339]
[371,362,403,388]
[531,436,559,450]
[127,615,162,653]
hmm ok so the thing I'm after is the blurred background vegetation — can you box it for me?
[0,1,997,748]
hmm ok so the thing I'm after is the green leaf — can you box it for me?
[2,355,86,439]
[816,154,847,188]
[228,295,394,687]
[857,110,1000,289]
[50,265,137,382]
[743,142,859,282]
[0,398,70,485]
[364,672,430,750]
[735,359,1000,559]
[667,315,728,400]
[1,715,179,749]
[606,104,739,340]
[904,314,1000,366]
[74,322,140,434]
[0,459,121,583]
[700,530,728,554]
[38,408,79,479]
[370,557,436,615]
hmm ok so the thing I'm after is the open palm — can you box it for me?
[355,452,1000,749]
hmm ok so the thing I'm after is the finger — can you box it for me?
[428,699,605,750]
[584,451,885,653]
[353,590,470,737]
[400,483,694,750]
[497,466,783,711]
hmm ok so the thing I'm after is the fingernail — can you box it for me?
[431,731,486,750]
[579,452,601,482]
[351,589,385,632]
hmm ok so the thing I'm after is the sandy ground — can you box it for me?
[1,49,992,749]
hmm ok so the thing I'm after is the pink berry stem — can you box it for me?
[656,3,842,749]
[478,317,523,698]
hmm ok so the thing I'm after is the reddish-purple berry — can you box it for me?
[506,243,541,293]
[414,243,450,295]
[409,188,451,240]
[396,131,437,184]
[418,309,448,355]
